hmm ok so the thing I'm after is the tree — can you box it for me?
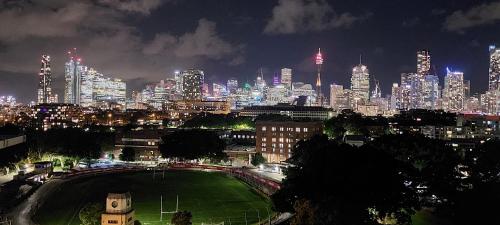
[272,135,418,225]
[367,134,461,208]
[291,199,316,225]
[251,153,266,166]
[159,129,226,160]
[171,211,192,225]
[119,147,135,161]
[79,203,103,225]
[440,139,500,225]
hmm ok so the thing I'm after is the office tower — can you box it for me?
[350,63,370,109]
[416,50,431,108]
[64,50,83,104]
[182,69,204,101]
[93,74,126,106]
[255,68,267,92]
[227,78,238,94]
[371,80,381,99]
[489,45,500,91]
[174,71,183,94]
[443,68,464,112]
[37,55,53,104]
[280,68,292,89]
[422,75,439,110]
[417,50,431,78]
[141,85,154,104]
[330,84,349,111]
[390,83,401,110]
[463,80,471,99]
[212,83,227,98]
[79,66,95,107]
[273,72,280,86]
[265,84,289,105]
[291,82,316,106]
[315,48,324,105]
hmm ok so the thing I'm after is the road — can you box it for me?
[8,179,64,225]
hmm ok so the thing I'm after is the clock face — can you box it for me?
[111,201,118,208]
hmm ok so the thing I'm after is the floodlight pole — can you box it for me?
[160,195,163,221]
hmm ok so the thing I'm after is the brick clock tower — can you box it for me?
[101,193,135,225]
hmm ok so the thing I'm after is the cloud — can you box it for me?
[263,0,370,34]
[444,1,500,32]
[99,0,163,15]
[0,1,91,42]
[143,19,245,63]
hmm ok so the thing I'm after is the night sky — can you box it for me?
[1,0,500,102]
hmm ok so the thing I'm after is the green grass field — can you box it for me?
[33,170,272,225]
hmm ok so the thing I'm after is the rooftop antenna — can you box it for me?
[359,54,362,65]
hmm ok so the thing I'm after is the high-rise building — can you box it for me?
[463,80,471,99]
[80,66,95,107]
[417,50,431,78]
[390,83,401,110]
[272,72,280,86]
[227,78,238,94]
[37,55,53,104]
[489,45,500,91]
[212,83,227,98]
[330,84,349,111]
[93,74,127,106]
[64,51,83,104]
[443,68,464,112]
[422,75,439,110]
[416,50,431,108]
[265,84,289,105]
[350,64,370,109]
[280,68,292,89]
[174,71,183,94]
[291,82,316,106]
[182,69,204,101]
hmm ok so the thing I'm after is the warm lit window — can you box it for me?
[272,127,276,131]
[262,126,266,131]
[304,128,308,132]
[296,127,300,132]
[272,138,276,142]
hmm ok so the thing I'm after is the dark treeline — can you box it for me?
[159,129,226,160]
[273,134,500,225]
[0,124,115,169]
[180,113,254,130]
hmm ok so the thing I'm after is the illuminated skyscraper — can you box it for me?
[227,78,238,94]
[350,63,370,109]
[182,69,204,101]
[489,45,500,91]
[330,84,349,111]
[273,72,280,86]
[93,74,126,106]
[443,68,464,112]
[415,50,431,108]
[390,83,401,110]
[37,55,53,104]
[315,48,323,105]
[280,68,292,89]
[422,75,439,110]
[80,66,95,107]
[64,49,83,104]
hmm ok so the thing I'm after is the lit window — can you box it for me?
[272,127,276,131]
[296,127,300,132]
[280,127,284,131]
[279,138,284,142]
[272,138,276,142]
[262,126,266,131]
[304,128,308,132]
[262,137,267,142]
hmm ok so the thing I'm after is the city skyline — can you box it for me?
[0,0,500,102]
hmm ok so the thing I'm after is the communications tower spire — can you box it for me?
[315,48,324,106]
